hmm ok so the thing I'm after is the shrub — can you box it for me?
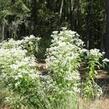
[46,28,103,100]
[0,36,47,109]
[46,28,84,108]
[0,35,40,56]
[0,47,41,108]
[0,30,104,109]
[80,49,103,98]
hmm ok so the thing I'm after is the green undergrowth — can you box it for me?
[0,29,106,109]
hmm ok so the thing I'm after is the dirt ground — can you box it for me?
[78,97,109,109]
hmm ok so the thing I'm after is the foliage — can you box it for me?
[46,28,83,93]
[0,48,38,108]
[0,35,45,109]
[0,35,40,56]
[21,35,40,56]
[46,28,103,99]
[45,28,84,108]
[0,0,105,51]
[0,34,79,109]
[0,29,104,108]
[80,49,103,98]
[0,0,30,40]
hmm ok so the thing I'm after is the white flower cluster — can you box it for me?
[0,38,22,49]
[0,36,40,96]
[89,49,103,57]
[0,35,40,56]
[103,58,109,62]
[46,28,84,94]
[88,48,103,64]
[0,47,39,78]
[80,48,103,64]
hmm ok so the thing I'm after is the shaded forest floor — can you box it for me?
[96,70,109,96]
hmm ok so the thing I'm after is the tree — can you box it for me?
[0,0,106,52]
[0,0,30,40]
[104,0,109,57]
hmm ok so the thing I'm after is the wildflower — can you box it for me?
[30,35,35,39]
[90,49,103,57]
[103,58,109,62]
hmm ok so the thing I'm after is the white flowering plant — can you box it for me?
[80,48,103,98]
[0,29,104,108]
[0,35,40,56]
[0,47,42,108]
[46,29,84,90]
[0,36,50,109]
[22,35,40,56]
[46,28,84,108]
[46,28,103,101]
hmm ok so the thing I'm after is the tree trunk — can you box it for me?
[70,0,75,30]
[104,0,109,58]
[86,0,94,49]
[0,23,5,41]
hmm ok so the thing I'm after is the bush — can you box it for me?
[0,35,45,109]
[80,49,103,98]
[46,28,84,109]
[0,35,40,56]
[0,30,104,109]
[46,28,103,99]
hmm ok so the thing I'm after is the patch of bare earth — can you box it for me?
[78,97,109,109]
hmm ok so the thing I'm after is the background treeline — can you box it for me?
[0,0,106,54]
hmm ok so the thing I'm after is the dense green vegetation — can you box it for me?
[0,0,106,49]
[0,29,105,109]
